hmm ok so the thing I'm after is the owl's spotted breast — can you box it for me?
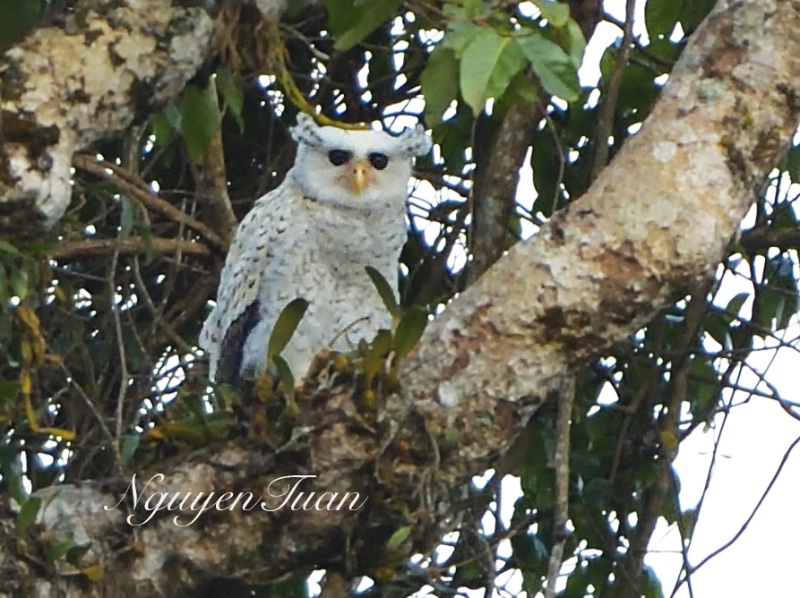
[199,115,431,384]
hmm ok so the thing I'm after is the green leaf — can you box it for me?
[756,254,799,332]
[216,66,244,133]
[0,263,7,307]
[9,264,28,300]
[267,298,310,361]
[531,0,570,27]
[561,18,587,66]
[65,542,93,568]
[179,83,220,165]
[645,0,683,38]
[680,508,697,538]
[272,354,296,398]
[0,239,20,255]
[643,565,666,598]
[688,356,718,421]
[394,308,428,360]
[772,201,798,229]
[269,575,309,598]
[149,109,178,166]
[0,378,19,400]
[327,0,403,50]
[517,32,581,101]
[460,29,525,115]
[0,0,44,51]
[120,434,141,467]
[17,496,42,535]
[45,539,76,563]
[724,292,749,320]
[784,145,800,183]
[364,329,393,380]
[678,0,715,34]
[444,20,483,55]
[0,446,27,504]
[386,525,411,550]
[704,311,732,351]
[365,266,399,316]
[453,0,483,17]
[325,0,357,36]
[495,69,539,113]
[421,46,459,126]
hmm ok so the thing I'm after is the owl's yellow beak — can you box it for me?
[352,160,369,194]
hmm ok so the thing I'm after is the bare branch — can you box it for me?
[48,238,211,259]
[544,379,574,598]
[0,0,214,227]
[590,0,636,181]
[73,155,228,251]
[469,102,542,283]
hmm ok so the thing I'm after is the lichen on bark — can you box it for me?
[0,0,214,227]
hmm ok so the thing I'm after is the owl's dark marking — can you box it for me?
[216,299,261,386]
[293,113,326,147]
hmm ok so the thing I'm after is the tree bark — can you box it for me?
[0,0,214,229]
[2,0,800,595]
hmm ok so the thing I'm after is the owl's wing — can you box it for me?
[215,300,261,386]
[200,184,290,382]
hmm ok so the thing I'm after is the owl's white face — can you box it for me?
[289,115,431,212]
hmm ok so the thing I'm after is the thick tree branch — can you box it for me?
[469,102,543,284]
[0,0,214,229]
[398,0,800,478]
[740,225,800,253]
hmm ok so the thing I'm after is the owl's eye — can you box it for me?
[368,152,389,170]
[328,149,352,166]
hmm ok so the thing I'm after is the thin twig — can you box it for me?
[73,154,227,250]
[590,0,636,182]
[675,435,800,590]
[109,248,126,474]
[545,378,574,598]
[60,363,117,455]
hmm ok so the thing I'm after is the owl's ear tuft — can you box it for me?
[398,124,432,157]
[292,113,324,147]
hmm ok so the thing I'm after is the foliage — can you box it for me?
[1,0,799,596]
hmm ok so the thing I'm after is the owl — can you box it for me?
[200,114,431,385]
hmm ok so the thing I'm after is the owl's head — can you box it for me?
[289,114,431,212]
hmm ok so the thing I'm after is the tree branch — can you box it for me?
[469,102,543,284]
[49,238,211,259]
[590,0,636,181]
[398,0,800,476]
[190,77,239,246]
[0,0,215,229]
[73,155,228,251]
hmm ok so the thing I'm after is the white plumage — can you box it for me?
[200,114,431,384]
